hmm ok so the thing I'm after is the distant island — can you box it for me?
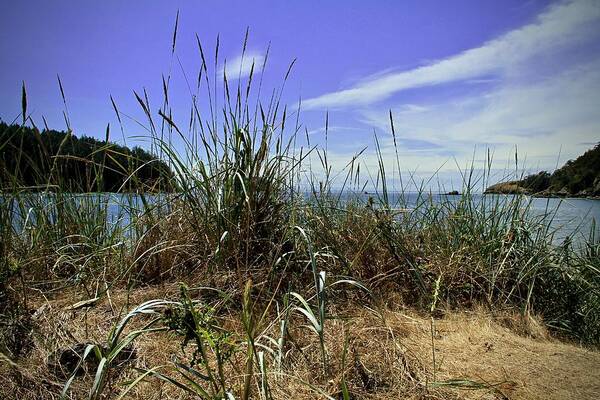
[0,122,174,192]
[485,144,600,198]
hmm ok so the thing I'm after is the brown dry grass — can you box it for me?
[2,284,598,400]
[403,310,600,400]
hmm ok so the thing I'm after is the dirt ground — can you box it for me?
[2,286,599,399]
[399,310,600,399]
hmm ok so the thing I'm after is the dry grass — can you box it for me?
[404,310,600,400]
[2,283,598,400]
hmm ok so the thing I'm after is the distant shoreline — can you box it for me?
[484,144,599,199]
[484,182,600,200]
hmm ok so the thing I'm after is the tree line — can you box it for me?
[0,122,175,192]
[518,143,600,196]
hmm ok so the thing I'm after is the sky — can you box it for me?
[1,0,599,190]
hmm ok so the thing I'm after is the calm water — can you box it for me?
[333,191,600,245]
[524,196,600,243]
[4,192,599,245]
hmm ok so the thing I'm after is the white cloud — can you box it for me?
[296,0,600,191]
[359,59,600,173]
[303,0,600,110]
[306,125,363,136]
[219,50,264,80]
[299,60,599,192]
[396,104,429,114]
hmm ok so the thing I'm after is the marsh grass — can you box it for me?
[1,23,599,399]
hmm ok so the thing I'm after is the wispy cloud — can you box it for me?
[220,50,265,80]
[306,125,363,136]
[359,58,600,171]
[395,104,429,114]
[303,0,600,110]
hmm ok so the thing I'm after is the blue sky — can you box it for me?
[1,0,599,189]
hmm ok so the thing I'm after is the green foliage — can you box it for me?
[518,144,600,195]
[521,171,551,193]
[550,144,600,194]
[160,285,236,398]
[60,299,169,399]
[0,122,174,192]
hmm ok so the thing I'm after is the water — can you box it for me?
[2,193,168,236]
[3,192,599,246]
[335,191,600,245]
[525,196,600,243]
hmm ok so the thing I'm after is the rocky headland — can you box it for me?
[485,144,600,199]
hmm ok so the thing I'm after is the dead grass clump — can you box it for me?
[494,311,549,340]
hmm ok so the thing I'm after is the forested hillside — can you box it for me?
[486,144,600,197]
[0,122,174,192]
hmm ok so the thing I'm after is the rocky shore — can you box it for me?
[485,178,600,199]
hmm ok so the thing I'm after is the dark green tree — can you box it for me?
[0,122,175,192]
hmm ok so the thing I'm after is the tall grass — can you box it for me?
[1,24,599,399]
